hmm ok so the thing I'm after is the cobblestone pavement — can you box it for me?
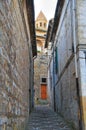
[28,105,72,130]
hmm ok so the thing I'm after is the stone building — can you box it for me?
[0,0,36,130]
[45,0,86,130]
[34,11,48,103]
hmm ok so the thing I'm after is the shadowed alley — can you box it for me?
[0,0,86,130]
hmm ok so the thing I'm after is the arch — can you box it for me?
[36,39,43,52]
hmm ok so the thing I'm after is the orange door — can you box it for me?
[41,84,47,99]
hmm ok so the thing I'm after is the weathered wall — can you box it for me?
[76,0,86,46]
[53,0,79,129]
[55,58,79,127]
[47,0,86,129]
[0,0,33,130]
[76,0,86,129]
[34,52,48,102]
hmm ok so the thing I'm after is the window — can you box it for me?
[40,22,42,27]
[36,24,38,28]
[42,78,46,83]
[44,23,46,28]
[40,78,47,84]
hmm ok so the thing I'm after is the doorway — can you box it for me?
[41,84,47,100]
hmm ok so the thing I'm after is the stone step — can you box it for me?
[28,105,73,130]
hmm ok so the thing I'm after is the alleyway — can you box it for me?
[28,105,73,130]
[0,0,85,129]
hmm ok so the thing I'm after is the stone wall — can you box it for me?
[53,0,79,129]
[34,52,48,102]
[76,0,86,46]
[0,0,33,130]
[47,0,86,129]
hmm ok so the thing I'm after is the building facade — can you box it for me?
[45,0,86,130]
[34,11,48,103]
[0,0,36,130]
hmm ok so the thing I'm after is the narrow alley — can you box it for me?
[0,0,86,130]
[28,105,73,130]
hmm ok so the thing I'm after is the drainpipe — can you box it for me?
[32,55,37,108]
[72,0,82,129]
[52,43,56,111]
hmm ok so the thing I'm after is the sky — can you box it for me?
[34,0,57,21]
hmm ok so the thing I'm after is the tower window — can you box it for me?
[40,22,42,27]
[44,23,46,28]
[36,24,38,28]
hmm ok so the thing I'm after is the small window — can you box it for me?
[44,23,46,28]
[40,78,47,84]
[40,22,42,27]
[42,78,46,83]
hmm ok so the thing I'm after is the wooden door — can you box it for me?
[41,84,47,99]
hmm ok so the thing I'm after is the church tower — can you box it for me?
[35,11,47,53]
[36,11,47,30]
[34,11,48,104]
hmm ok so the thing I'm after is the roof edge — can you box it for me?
[50,0,65,42]
[26,0,37,57]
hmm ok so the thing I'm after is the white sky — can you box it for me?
[34,0,57,21]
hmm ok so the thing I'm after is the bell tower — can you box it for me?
[34,11,48,103]
[35,11,47,30]
[35,11,47,53]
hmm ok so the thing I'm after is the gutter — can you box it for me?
[26,0,37,57]
[51,0,65,42]
[72,0,78,78]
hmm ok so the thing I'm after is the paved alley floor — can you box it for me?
[28,105,73,130]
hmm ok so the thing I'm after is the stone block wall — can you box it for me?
[0,0,33,130]
[55,58,79,128]
[34,52,48,102]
